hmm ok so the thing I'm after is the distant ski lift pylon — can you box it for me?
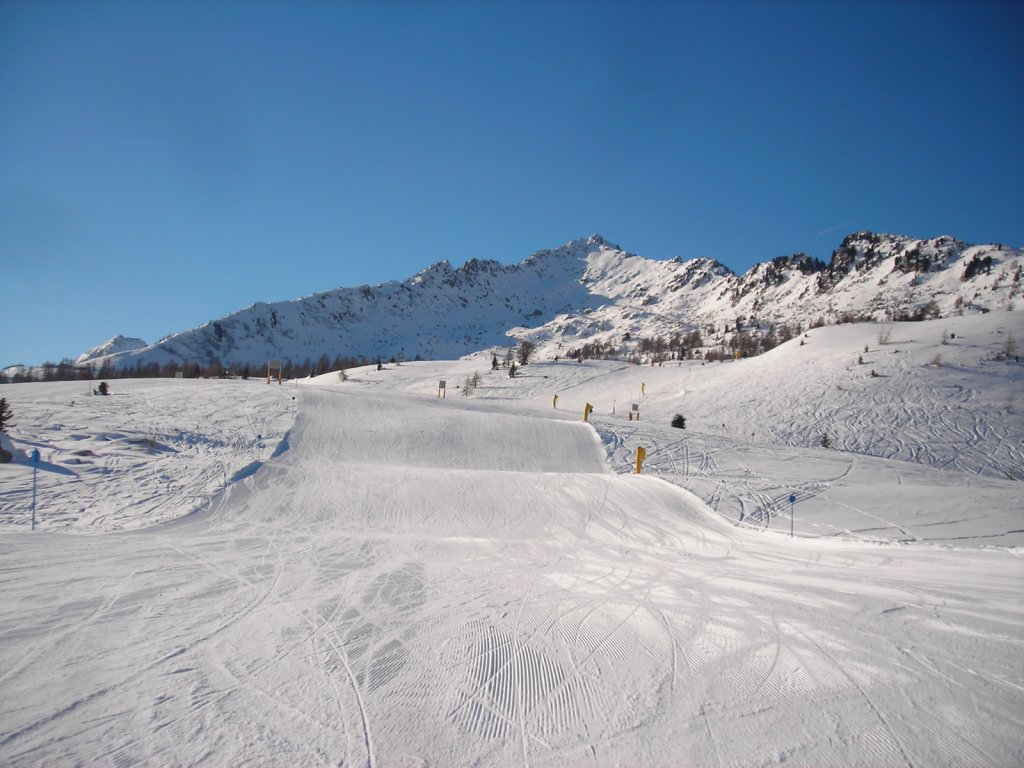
[267,359,283,385]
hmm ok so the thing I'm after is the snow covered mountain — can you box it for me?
[75,334,148,364]
[87,232,1022,369]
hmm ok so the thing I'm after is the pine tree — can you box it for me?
[1003,332,1017,359]
[517,340,535,366]
[0,398,13,433]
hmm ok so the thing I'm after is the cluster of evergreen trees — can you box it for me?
[564,322,806,365]
[962,253,994,281]
[0,353,383,384]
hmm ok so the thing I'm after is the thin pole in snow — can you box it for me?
[30,449,40,531]
[789,494,796,538]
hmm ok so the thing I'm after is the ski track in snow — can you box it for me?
[0,379,295,533]
[0,380,1019,766]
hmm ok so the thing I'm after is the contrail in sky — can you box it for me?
[816,220,857,236]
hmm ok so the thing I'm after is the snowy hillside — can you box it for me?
[2,308,1023,765]
[75,334,147,365]
[4,313,1021,540]
[0,379,294,532]
[82,232,1023,371]
[306,312,1023,541]
[0,330,1021,765]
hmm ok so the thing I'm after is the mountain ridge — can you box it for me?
[78,231,1023,371]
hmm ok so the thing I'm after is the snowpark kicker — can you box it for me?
[1,388,1021,766]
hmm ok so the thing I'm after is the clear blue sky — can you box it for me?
[2,0,1022,366]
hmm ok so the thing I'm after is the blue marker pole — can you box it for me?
[789,494,796,538]
[30,449,40,531]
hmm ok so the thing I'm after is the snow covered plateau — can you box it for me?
[0,312,1022,766]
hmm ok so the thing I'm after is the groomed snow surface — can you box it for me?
[1,315,1022,766]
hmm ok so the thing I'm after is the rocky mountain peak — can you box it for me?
[77,231,1022,371]
[75,335,148,365]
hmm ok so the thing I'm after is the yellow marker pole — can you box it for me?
[635,447,646,474]
[641,382,646,396]
[553,394,559,409]
[583,403,593,422]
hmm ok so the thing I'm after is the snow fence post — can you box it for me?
[635,447,646,474]
[30,449,40,531]
[789,494,796,538]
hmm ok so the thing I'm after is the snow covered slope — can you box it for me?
[83,232,1022,370]
[5,313,1019,541]
[0,379,294,531]
[75,334,147,365]
[314,312,1024,482]
[1,308,1022,765]
[0,386,1020,766]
